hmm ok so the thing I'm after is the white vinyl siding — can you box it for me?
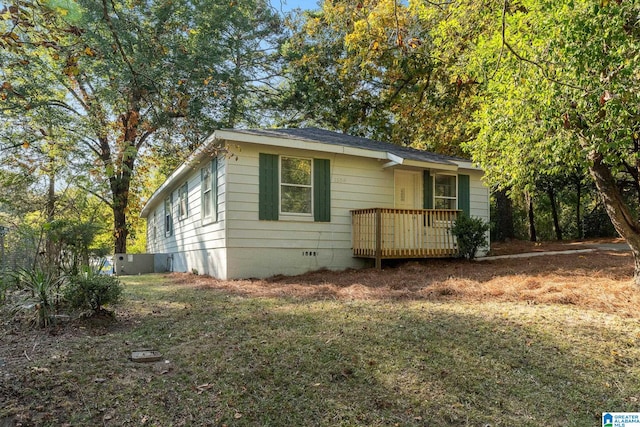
[146,156,226,277]
[223,144,391,278]
[143,137,489,280]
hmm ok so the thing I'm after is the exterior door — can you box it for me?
[394,170,422,209]
[393,171,423,249]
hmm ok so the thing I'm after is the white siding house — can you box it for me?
[140,128,490,279]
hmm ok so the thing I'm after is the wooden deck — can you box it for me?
[351,208,460,268]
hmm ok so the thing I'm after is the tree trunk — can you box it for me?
[526,192,537,242]
[547,185,563,241]
[575,174,582,239]
[105,110,141,255]
[494,188,515,242]
[45,157,56,269]
[113,202,128,254]
[589,152,640,286]
[110,159,134,255]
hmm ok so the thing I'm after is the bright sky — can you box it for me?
[271,0,321,12]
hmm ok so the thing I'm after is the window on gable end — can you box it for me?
[164,195,173,237]
[201,158,218,223]
[151,210,157,242]
[178,182,188,220]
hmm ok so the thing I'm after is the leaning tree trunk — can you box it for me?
[589,152,640,286]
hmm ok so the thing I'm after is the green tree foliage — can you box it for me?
[1,0,283,254]
[277,0,475,153]
[434,0,640,282]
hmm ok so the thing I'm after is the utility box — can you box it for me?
[113,253,156,275]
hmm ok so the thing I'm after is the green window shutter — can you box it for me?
[313,158,331,222]
[458,174,470,216]
[423,170,433,209]
[259,153,279,220]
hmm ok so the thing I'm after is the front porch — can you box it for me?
[351,208,460,269]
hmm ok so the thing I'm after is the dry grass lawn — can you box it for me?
[1,240,639,426]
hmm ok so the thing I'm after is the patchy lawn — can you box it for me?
[1,242,639,426]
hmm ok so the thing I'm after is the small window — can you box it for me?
[201,158,218,223]
[434,174,457,210]
[178,182,188,220]
[280,156,312,214]
[151,211,157,242]
[164,195,173,237]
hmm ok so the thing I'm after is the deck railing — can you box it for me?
[351,208,460,268]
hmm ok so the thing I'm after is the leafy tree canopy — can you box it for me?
[1,0,283,253]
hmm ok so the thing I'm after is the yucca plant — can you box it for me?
[13,267,65,327]
[0,275,8,305]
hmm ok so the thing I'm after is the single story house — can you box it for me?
[140,128,489,279]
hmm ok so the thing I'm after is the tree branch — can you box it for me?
[500,0,587,92]
[102,0,139,87]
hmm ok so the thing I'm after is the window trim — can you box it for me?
[178,182,188,220]
[201,158,218,224]
[151,210,157,243]
[433,173,458,210]
[164,194,173,237]
[279,155,313,217]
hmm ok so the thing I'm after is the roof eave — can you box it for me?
[216,129,389,160]
[140,133,221,218]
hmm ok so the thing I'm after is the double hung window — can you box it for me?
[280,157,312,215]
[434,174,457,210]
[201,158,218,223]
[178,182,188,220]
[164,195,173,237]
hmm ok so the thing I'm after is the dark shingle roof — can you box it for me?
[223,128,470,166]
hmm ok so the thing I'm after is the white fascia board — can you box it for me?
[216,129,388,160]
[405,159,458,171]
[140,134,221,218]
[384,152,458,171]
[452,160,483,171]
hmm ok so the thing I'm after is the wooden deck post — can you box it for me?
[375,208,382,269]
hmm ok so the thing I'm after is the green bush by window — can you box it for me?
[450,215,490,260]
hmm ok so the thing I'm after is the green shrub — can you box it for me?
[450,214,490,260]
[64,265,123,314]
